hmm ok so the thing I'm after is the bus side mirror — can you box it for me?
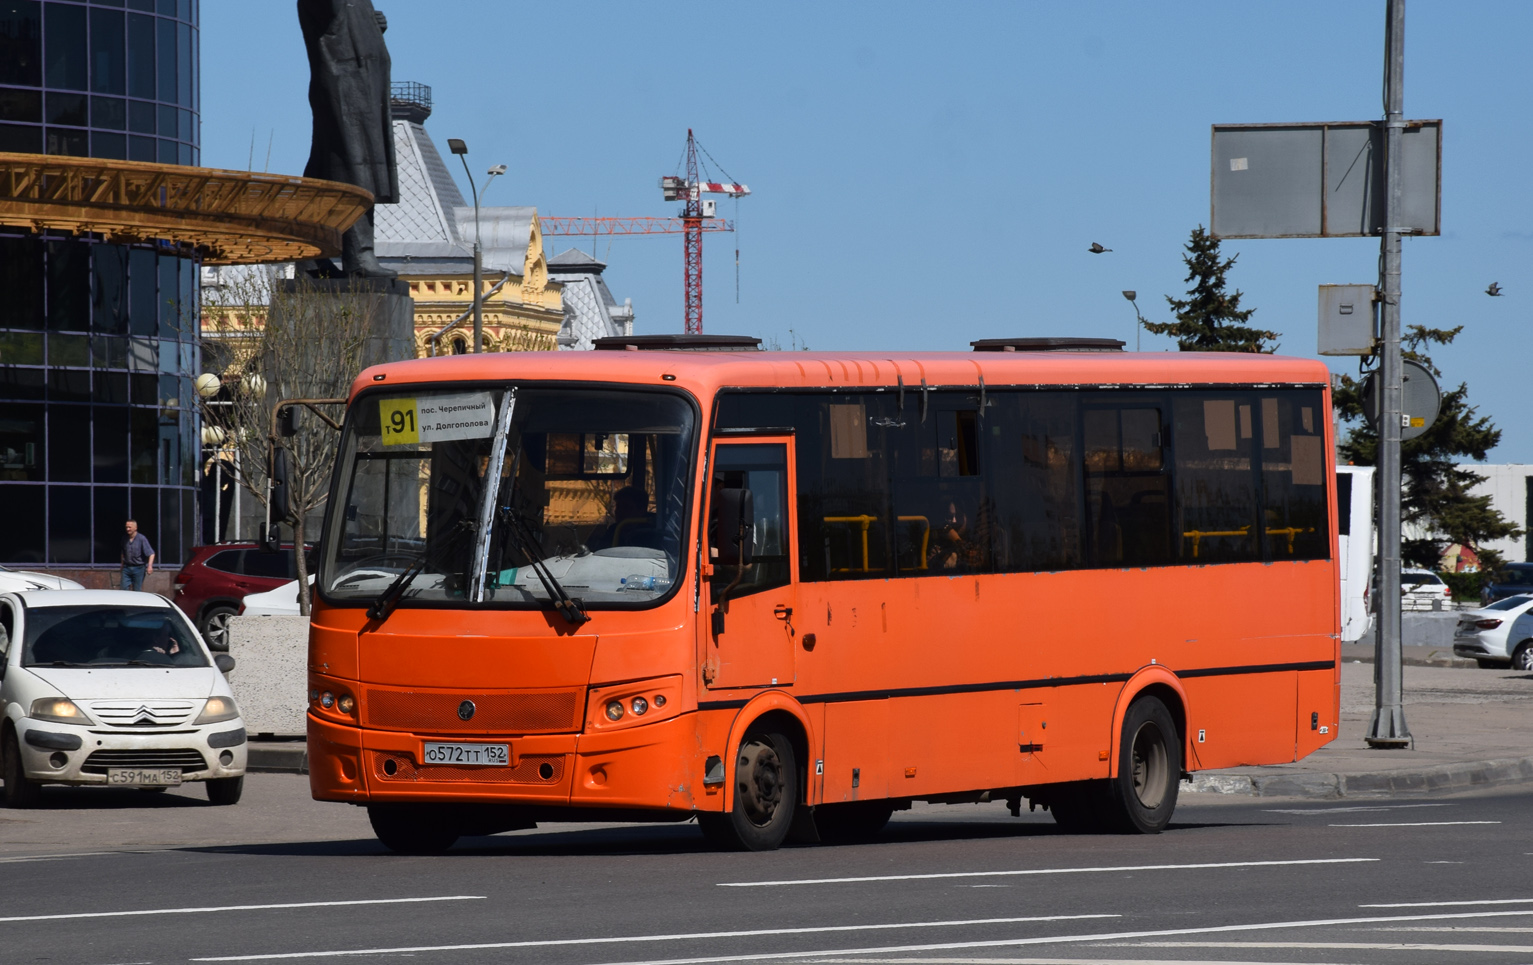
[270,446,291,522]
[713,487,754,567]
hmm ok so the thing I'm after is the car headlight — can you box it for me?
[30,698,94,726]
[195,696,240,725]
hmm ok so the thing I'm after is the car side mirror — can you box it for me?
[214,653,236,674]
[713,487,754,567]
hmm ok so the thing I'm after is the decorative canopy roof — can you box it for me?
[0,152,372,264]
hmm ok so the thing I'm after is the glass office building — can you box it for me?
[0,0,200,568]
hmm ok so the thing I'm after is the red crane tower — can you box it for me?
[660,130,749,334]
[542,130,749,334]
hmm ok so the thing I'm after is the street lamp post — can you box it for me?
[447,139,505,354]
[1122,290,1144,352]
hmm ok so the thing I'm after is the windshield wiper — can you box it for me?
[500,506,589,627]
[367,554,427,622]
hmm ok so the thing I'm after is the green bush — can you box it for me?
[1442,570,1484,602]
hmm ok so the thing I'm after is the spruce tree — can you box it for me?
[1333,324,1520,578]
[1143,225,1280,353]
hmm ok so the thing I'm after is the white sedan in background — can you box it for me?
[238,577,312,618]
[1453,594,1533,670]
[0,566,83,592]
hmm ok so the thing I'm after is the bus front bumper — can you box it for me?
[308,712,700,812]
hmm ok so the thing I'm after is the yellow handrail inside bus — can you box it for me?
[1182,525,1315,557]
[824,515,931,573]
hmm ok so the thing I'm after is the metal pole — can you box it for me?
[472,239,483,353]
[1366,0,1411,748]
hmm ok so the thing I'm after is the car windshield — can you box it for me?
[22,606,209,668]
[1485,594,1533,612]
[321,386,695,609]
[1402,571,1443,585]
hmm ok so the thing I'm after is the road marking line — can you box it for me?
[1127,940,1533,952]
[188,915,1120,962]
[0,895,483,925]
[717,857,1377,888]
[1379,920,1533,926]
[808,959,1358,964]
[1362,898,1533,908]
[0,851,124,864]
[1329,821,1501,827]
[191,909,1533,963]
[1263,803,1451,814]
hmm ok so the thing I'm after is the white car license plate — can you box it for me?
[422,742,509,766]
[107,768,182,786]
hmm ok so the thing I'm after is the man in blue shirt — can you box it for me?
[121,519,155,592]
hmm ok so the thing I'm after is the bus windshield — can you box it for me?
[321,386,695,610]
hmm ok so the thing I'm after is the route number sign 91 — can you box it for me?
[378,392,496,447]
[379,398,420,445]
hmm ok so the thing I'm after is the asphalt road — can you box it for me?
[3,776,1530,965]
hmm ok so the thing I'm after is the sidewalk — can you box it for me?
[245,660,1533,800]
[1185,658,1533,799]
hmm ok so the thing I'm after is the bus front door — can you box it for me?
[703,438,798,690]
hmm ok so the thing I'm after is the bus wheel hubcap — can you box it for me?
[736,740,783,826]
[1130,722,1168,809]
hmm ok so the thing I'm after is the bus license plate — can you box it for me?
[107,768,182,786]
[422,742,509,766]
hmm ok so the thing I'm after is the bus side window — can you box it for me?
[1082,401,1172,568]
[1172,395,1259,564]
[986,391,1080,573]
[1259,391,1329,559]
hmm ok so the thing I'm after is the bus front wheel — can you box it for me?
[368,804,460,854]
[1107,696,1181,834]
[698,728,798,851]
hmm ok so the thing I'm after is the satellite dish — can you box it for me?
[1362,359,1441,441]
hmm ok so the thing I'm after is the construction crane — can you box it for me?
[541,130,748,335]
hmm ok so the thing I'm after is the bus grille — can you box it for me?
[362,688,582,735]
[82,749,208,774]
[369,751,566,785]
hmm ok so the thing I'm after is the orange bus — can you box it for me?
[306,335,1338,852]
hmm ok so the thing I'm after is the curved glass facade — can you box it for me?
[0,0,199,568]
[0,0,199,163]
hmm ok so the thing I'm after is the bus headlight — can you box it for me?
[630,696,648,716]
[605,700,624,721]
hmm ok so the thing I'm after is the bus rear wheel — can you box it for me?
[698,727,798,851]
[368,804,460,854]
[1106,695,1181,834]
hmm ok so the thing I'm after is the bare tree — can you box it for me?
[200,268,374,614]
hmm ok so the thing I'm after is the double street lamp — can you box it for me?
[447,138,505,354]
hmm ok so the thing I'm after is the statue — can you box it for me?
[297,0,398,278]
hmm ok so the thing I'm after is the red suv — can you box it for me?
[173,543,314,650]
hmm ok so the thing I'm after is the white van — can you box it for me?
[1337,466,1376,643]
[0,590,247,807]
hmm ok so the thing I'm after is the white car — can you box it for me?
[0,566,83,592]
[238,577,311,618]
[1402,568,1454,610]
[1453,594,1533,670]
[0,590,247,807]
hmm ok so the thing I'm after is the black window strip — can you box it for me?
[696,659,1333,710]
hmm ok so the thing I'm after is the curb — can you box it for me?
[247,743,308,774]
[1183,756,1533,799]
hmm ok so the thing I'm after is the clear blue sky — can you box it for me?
[203,2,1533,460]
